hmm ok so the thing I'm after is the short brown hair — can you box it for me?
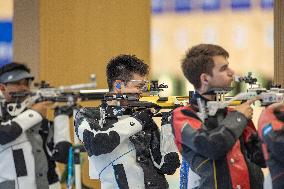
[181,44,229,89]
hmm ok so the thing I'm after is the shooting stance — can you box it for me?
[0,62,72,189]
[75,54,180,189]
[172,44,266,189]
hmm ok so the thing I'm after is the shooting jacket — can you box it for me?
[258,105,284,189]
[0,106,72,189]
[74,105,180,189]
[172,92,266,189]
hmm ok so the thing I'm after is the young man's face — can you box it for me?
[206,55,234,88]
[118,73,148,94]
[0,79,31,102]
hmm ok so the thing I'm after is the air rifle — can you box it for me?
[196,73,284,121]
[6,81,99,116]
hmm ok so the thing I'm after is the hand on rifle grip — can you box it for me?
[31,101,53,117]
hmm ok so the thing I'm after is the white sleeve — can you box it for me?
[53,114,71,144]
[13,109,43,132]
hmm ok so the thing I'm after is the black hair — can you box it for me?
[106,54,149,90]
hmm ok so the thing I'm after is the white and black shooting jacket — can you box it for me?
[75,105,180,189]
[0,106,72,189]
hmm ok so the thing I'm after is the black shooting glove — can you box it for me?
[51,141,72,164]
[132,109,156,131]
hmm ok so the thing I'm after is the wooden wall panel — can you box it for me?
[39,0,150,88]
[274,0,284,87]
[13,0,40,80]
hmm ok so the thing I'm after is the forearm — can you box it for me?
[150,116,180,174]
[75,115,142,156]
[0,109,42,145]
[53,114,71,144]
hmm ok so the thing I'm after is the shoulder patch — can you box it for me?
[263,124,272,136]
